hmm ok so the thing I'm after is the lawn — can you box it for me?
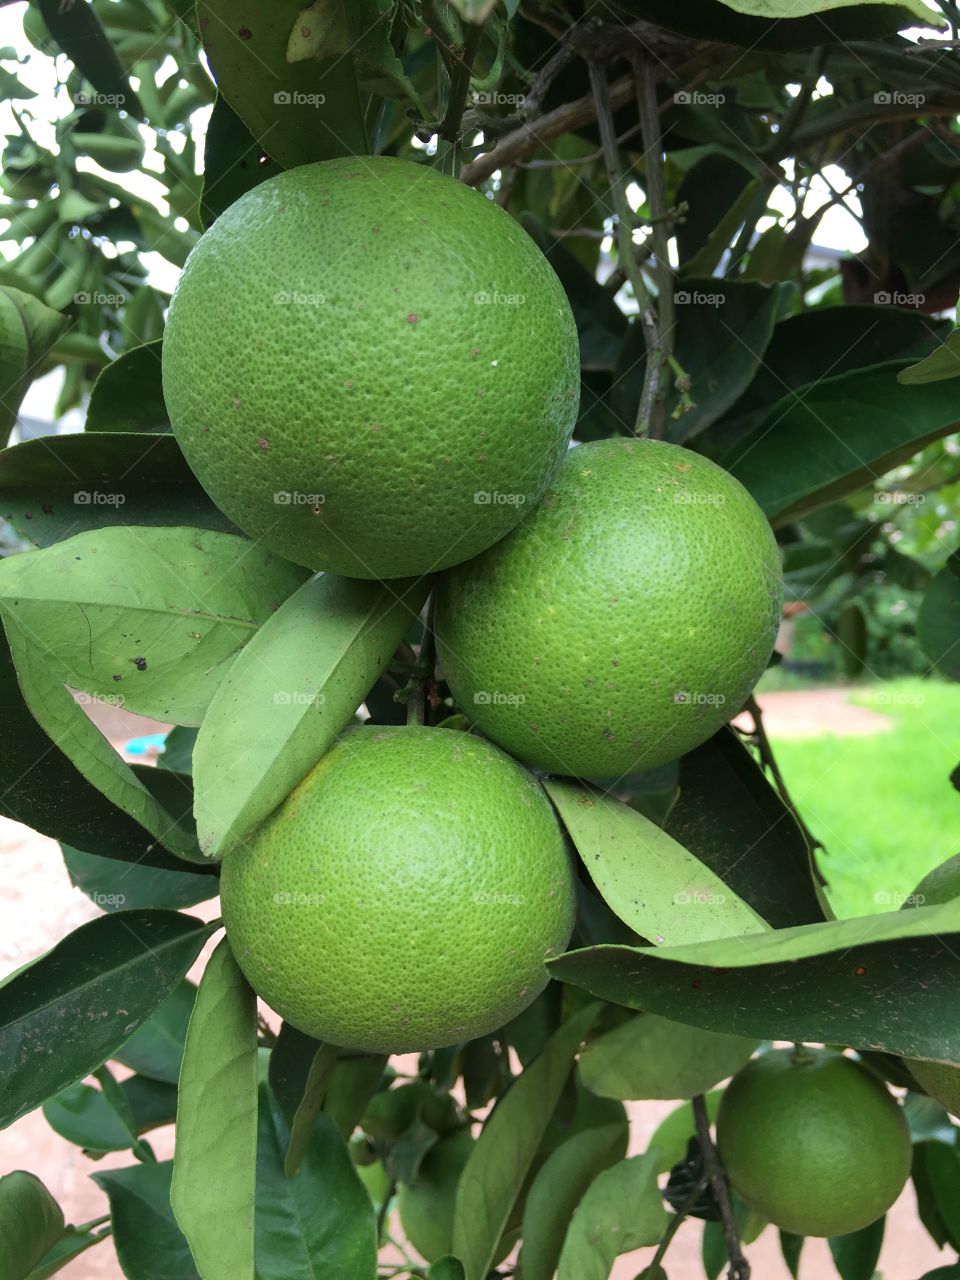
[767,678,960,919]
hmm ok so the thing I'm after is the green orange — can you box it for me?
[162,156,579,579]
[434,437,783,777]
[219,726,576,1053]
[716,1048,911,1237]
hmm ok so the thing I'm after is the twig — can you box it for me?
[633,52,674,439]
[438,21,486,157]
[764,45,826,157]
[692,1095,750,1280]
[377,1178,397,1242]
[649,1175,709,1270]
[744,695,822,855]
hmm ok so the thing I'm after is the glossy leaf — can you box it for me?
[285,1043,340,1177]
[158,726,197,776]
[201,0,367,169]
[578,1012,758,1099]
[62,844,216,912]
[664,728,828,927]
[200,93,282,228]
[114,980,197,1084]
[194,572,430,858]
[0,911,213,1129]
[780,1231,805,1278]
[26,1226,110,1279]
[719,362,960,528]
[556,1150,668,1279]
[0,287,69,448]
[35,0,143,116]
[0,432,233,547]
[254,1086,377,1279]
[899,331,960,385]
[172,938,258,1280]
[550,897,960,1060]
[519,1122,628,1280]
[0,1171,64,1280]
[93,1162,198,1280]
[917,1142,960,1248]
[918,559,960,681]
[453,1002,600,1280]
[43,1075,178,1154]
[268,1022,324,1125]
[717,0,932,20]
[0,526,308,725]
[429,1262,466,1280]
[85,342,169,433]
[544,779,768,945]
[1,608,202,860]
[828,1216,885,1280]
[323,1053,389,1140]
[648,1091,723,1173]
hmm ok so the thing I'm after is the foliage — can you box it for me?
[1,0,960,1278]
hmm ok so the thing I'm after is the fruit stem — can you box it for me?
[437,18,487,168]
[648,1173,709,1270]
[692,1093,751,1280]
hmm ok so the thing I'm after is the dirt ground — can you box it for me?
[0,691,947,1279]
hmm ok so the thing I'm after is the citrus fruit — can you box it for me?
[162,156,579,579]
[219,725,576,1052]
[433,437,783,777]
[398,1130,517,1264]
[716,1048,911,1237]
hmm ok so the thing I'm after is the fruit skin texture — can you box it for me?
[434,437,783,777]
[716,1048,911,1238]
[219,726,576,1053]
[162,156,579,579]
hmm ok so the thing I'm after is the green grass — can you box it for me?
[768,678,960,918]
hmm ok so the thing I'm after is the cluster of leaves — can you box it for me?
[2,0,960,1278]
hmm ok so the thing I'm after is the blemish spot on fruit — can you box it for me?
[611,658,620,667]
[258,438,269,450]
[232,398,241,409]
[470,347,481,358]
[407,312,419,324]
[132,656,147,671]
[529,722,540,731]
[343,380,353,388]
[369,423,382,432]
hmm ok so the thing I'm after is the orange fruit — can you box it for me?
[219,726,576,1052]
[434,437,782,777]
[162,156,579,579]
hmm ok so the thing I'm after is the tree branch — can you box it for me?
[693,1094,750,1280]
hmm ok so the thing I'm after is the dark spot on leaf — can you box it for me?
[854,965,867,977]
[691,979,702,989]
[238,26,252,39]
[112,674,122,682]
[133,656,147,671]
[42,503,53,515]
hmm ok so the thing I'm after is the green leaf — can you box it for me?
[612,279,789,443]
[556,1150,669,1279]
[201,0,367,169]
[85,342,169,433]
[429,1262,466,1280]
[716,0,933,21]
[93,1161,198,1280]
[0,286,69,447]
[664,728,828,928]
[114,980,196,1084]
[0,911,214,1129]
[62,844,216,912]
[648,1091,722,1173]
[268,1022,323,1124]
[682,180,764,277]
[449,0,497,21]
[43,1075,178,1153]
[0,608,202,860]
[35,0,143,116]
[0,526,308,725]
[200,93,283,228]
[158,726,197,775]
[519,1122,628,1280]
[194,572,429,857]
[285,1042,340,1177]
[323,1053,389,1140]
[254,1086,377,1279]
[0,1171,64,1280]
[718,361,960,528]
[917,1142,960,1249]
[899,331,960,386]
[829,1216,885,1280]
[549,897,960,1060]
[172,938,258,1280]
[0,432,235,547]
[452,1002,600,1280]
[780,1231,805,1278]
[918,562,960,681]
[578,1012,758,1100]
[543,779,768,944]
[26,1226,110,1279]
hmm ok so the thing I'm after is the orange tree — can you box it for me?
[2,2,960,1278]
